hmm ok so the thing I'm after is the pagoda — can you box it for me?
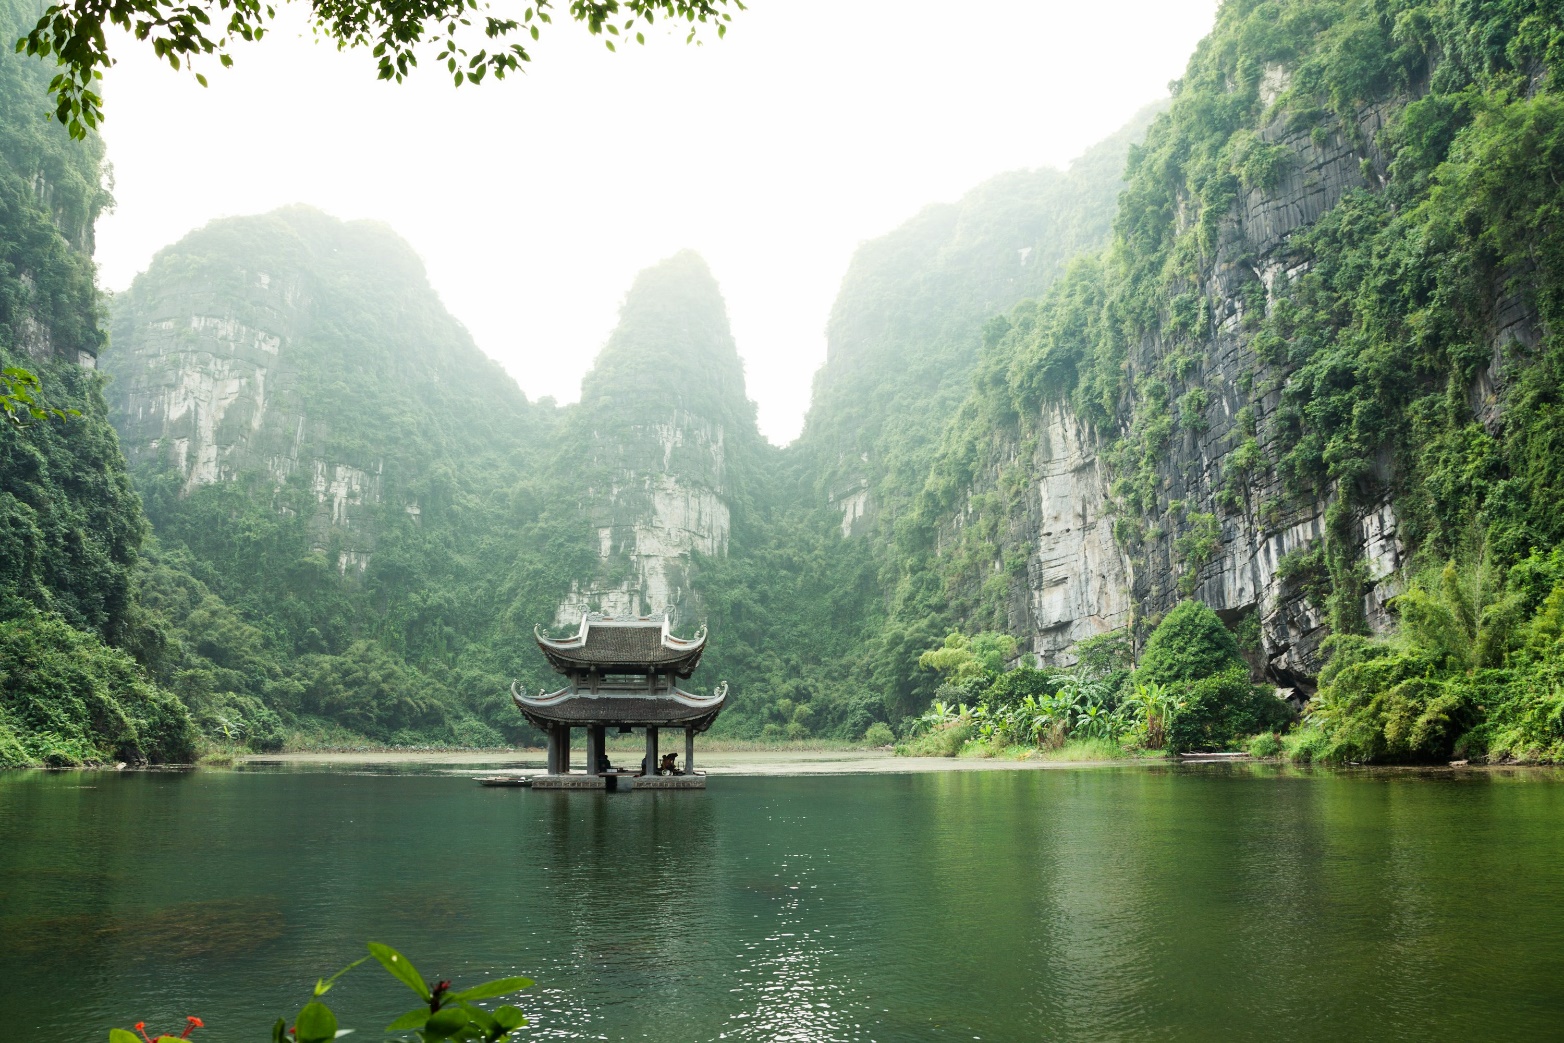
[513,612,726,788]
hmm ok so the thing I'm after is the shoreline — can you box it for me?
[233,747,1142,774]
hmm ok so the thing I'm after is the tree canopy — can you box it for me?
[17,0,746,137]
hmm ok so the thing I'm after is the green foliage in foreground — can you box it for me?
[110,942,534,1043]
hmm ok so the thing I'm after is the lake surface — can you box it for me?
[3,763,1563,1041]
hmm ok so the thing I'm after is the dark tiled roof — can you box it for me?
[575,625,676,662]
[536,619,706,673]
[513,693,725,730]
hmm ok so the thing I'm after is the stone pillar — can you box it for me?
[685,726,695,775]
[645,726,659,775]
[587,725,605,774]
[545,724,560,774]
[560,726,571,774]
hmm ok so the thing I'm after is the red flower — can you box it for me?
[132,1016,202,1042]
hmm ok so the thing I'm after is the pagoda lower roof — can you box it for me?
[511,681,727,731]
[535,613,706,676]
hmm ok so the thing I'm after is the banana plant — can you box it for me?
[1126,681,1187,750]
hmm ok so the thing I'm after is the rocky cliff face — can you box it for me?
[933,3,1555,699]
[797,106,1164,539]
[107,206,534,575]
[1122,93,1412,690]
[554,252,756,629]
[939,98,1418,690]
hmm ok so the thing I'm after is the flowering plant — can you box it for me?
[109,943,534,1042]
[111,1016,204,1043]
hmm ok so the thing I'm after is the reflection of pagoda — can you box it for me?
[513,613,726,789]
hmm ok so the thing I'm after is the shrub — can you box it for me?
[896,720,973,757]
[1167,666,1291,753]
[863,721,895,746]
[1309,640,1475,762]
[1247,732,1284,758]
[985,662,1059,707]
[1283,725,1331,763]
[1137,600,1244,687]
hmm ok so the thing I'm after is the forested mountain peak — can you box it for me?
[107,205,540,495]
[579,249,755,438]
[556,251,760,629]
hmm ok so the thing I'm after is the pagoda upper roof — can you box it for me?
[534,612,707,676]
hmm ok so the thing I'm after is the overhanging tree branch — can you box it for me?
[16,0,746,138]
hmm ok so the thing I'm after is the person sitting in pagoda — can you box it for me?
[660,752,680,775]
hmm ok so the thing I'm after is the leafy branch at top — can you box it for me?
[17,0,747,139]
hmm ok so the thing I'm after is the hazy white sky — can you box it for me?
[94,0,1219,444]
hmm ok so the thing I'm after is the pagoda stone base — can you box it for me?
[529,774,606,790]
[630,774,706,790]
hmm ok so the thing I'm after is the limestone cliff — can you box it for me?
[553,252,758,629]
[927,0,1559,702]
[106,206,537,575]
[796,106,1165,540]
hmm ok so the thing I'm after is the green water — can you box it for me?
[3,764,1563,1041]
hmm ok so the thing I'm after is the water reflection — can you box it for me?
[2,766,1564,1041]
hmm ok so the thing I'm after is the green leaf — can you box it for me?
[272,1017,290,1043]
[448,976,534,1002]
[315,955,369,996]
[368,942,430,1001]
[460,1005,498,1035]
[294,1001,339,1043]
[385,1008,432,1032]
[422,1007,469,1040]
[492,1006,529,1031]
[109,1030,141,1043]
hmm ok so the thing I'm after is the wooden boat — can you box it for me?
[474,775,532,787]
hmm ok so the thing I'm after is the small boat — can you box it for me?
[474,775,532,787]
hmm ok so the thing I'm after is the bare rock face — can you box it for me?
[1016,405,1134,665]
[799,107,1165,540]
[553,252,757,630]
[555,409,734,625]
[109,271,308,491]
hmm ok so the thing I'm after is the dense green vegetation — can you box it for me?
[899,603,1290,759]
[0,0,204,767]
[6,0,1564,765]
[895,0,1564,761]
